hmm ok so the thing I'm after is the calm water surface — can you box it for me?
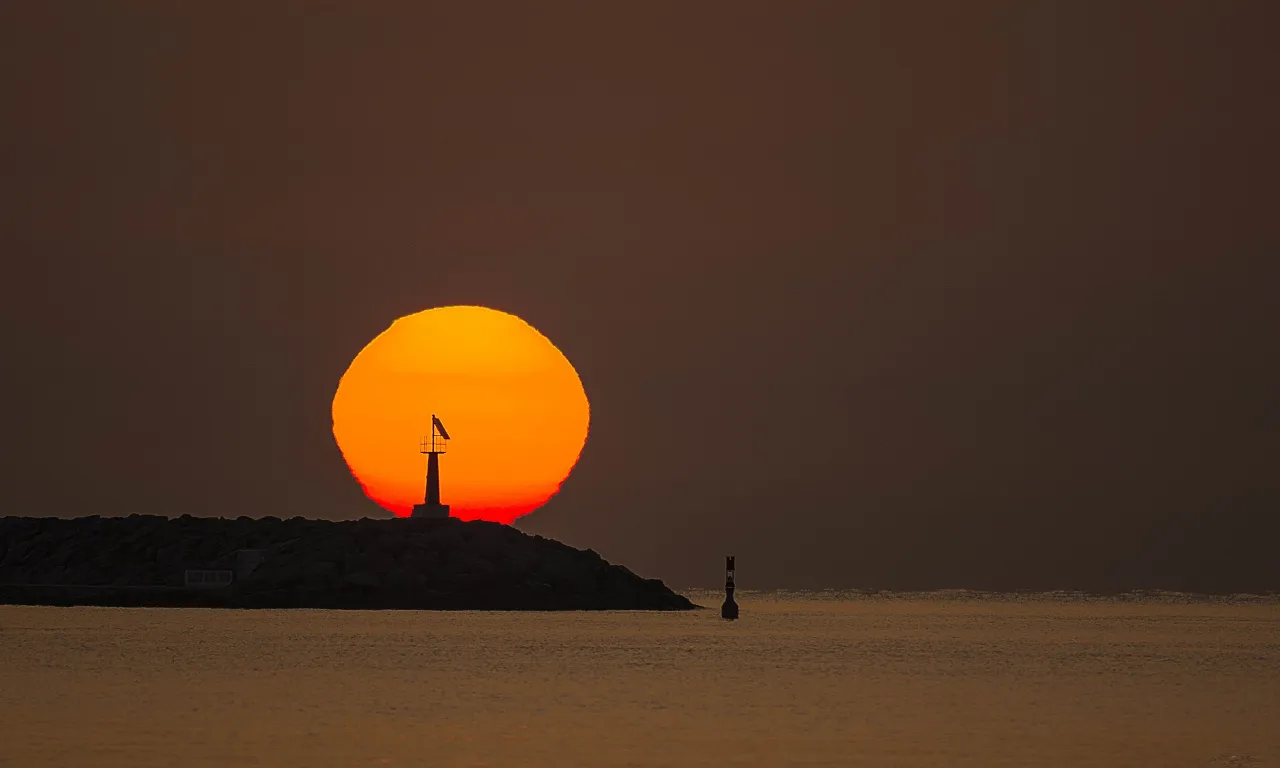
[2,591,1277,767]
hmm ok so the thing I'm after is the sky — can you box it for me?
[1,2,1276,590]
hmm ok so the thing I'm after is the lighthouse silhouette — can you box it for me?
[411,414,451,519]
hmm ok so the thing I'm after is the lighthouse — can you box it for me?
[721,555,739,620]
[411,415,451,519]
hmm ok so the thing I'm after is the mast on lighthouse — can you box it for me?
[411,414,452,519]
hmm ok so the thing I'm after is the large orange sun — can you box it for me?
[331,306,590,524]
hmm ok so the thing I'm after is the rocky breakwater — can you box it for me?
[0,515,695,610]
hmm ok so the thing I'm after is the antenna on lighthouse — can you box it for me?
[411,414,452,519]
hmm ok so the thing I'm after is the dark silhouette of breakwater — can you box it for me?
[0,515,695,610]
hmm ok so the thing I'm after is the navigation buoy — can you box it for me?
[721,555,739,620]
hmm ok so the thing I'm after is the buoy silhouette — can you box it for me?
[721,555,738,620]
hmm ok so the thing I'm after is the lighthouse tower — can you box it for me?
[411,415,451,519]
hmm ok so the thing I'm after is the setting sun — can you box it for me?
[331,306,590,523]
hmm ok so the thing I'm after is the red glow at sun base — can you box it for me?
[437,505,542,525]
[372,494,543,525]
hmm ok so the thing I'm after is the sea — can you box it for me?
[1,591,1276,768]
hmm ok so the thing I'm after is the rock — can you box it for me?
[385,566,425,589]
[343,570,380,588]
[303,560,339,583]
[0,514,697,611]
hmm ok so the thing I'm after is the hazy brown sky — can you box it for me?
[1,2,1276,589]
